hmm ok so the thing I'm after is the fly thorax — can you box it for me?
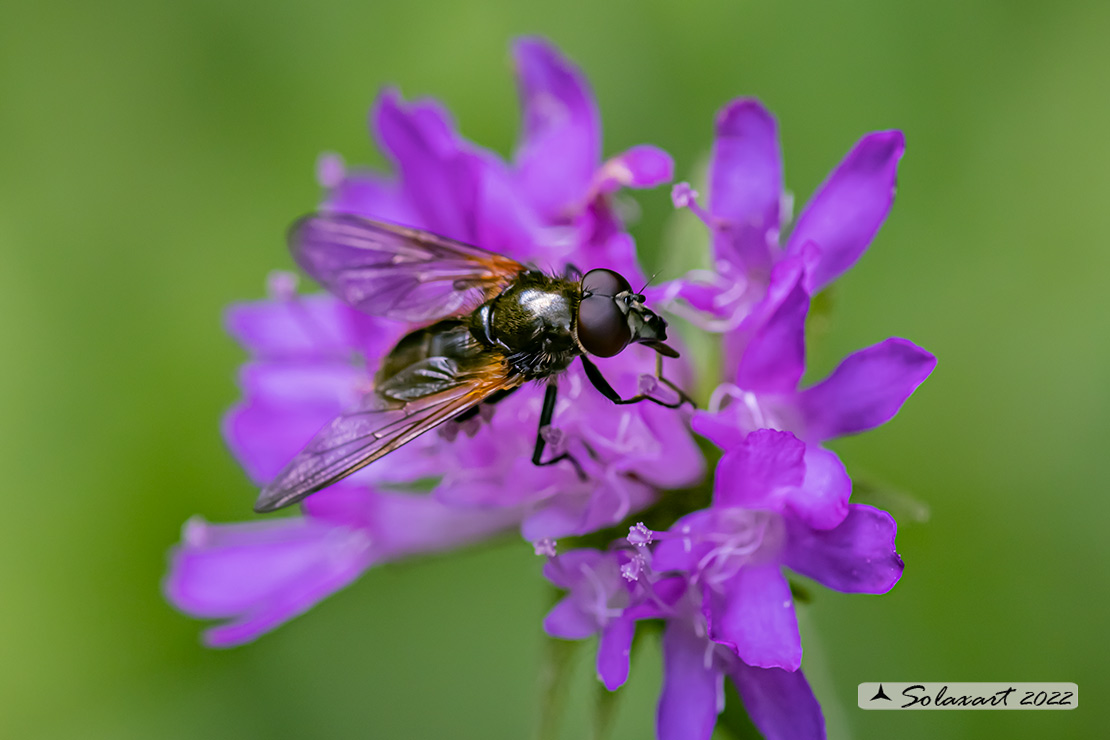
[488,278,580,377]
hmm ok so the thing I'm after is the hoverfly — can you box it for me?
[253,212,692,513]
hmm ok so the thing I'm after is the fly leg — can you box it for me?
[532,380,587,480]
[580,354,696,409]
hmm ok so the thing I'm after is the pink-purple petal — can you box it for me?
[225,296,352,361]
[543,597,599,639]
[585,477,658,537]
[657,619,721,740]
[714,430,806,511]
[522,475,656,540]
[592,145,674,195]
[321,168,421,228]
[435,454,567,509]
[222,362,364,483]
[691,407,748,450]
[165,516,374,647]
[798,337,936,442]
[733,266,810,394]
[222,400,329,485]
[238,362,362,411]
[542,547,609,590]
[713,563,802,671]
[709,98,783,274]
[651,510,718,573]
[166,482,525,648]
[597,615,635,690]
[721,246,815,382]
[729,662,825,740]
[784,504,903,594]
[512,37,601,218]
[634,402,708,489]
[304,487,522,558]
[522,497,585,542]
[372,89,479,241]
[471,154,547,263]
[780,445,851,531]
[786,130,905,293]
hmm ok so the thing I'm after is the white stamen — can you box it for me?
[742,391,768,430]
[267,270,299,301]
[627,522,654,547]
[315,152,346,189]
[183,516,210,547]
[621,554,644,581]
[671,182,700,209]
[707,383,742,414]
[779,189,795,229]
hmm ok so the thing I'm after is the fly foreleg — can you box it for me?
[580,354,696,409]
[532,380,587,480]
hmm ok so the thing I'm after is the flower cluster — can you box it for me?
[165,38,934,740]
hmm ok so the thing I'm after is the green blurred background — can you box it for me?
[3,0,1107,738]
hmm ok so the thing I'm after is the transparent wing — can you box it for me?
[253,361,522,513]
[290,212,527,322]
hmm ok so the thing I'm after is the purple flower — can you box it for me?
[543,541,828,740]
[541,242,928,740]
[542,548,646,690]
[691,250,936,458]
[682,234,933,539]
[653,430,904,671]
[657,98,905,378]
[167,37,700,645]
[543,429,903,739]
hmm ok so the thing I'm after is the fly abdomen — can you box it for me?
[376,319,489,389]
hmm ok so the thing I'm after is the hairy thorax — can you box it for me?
[472,271,581,379]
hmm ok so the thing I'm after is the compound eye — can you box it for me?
[577,294,632,357]
[581,268,631,297]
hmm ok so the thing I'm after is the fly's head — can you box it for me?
[575,269,679,358]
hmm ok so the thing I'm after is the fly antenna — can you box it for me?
[638,271,661,295]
